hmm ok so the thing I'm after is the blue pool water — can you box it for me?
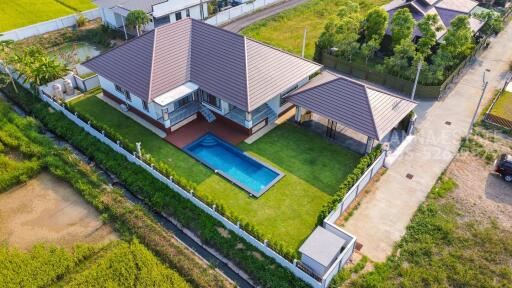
[184,133,283,196]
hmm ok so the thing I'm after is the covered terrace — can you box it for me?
[288,71,417,154]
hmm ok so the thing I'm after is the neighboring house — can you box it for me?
[83,18,321,136]
[384,0,486,40]
[83,18,417,155]
[95,0,209,35]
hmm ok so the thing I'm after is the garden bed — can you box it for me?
[487,91,512,128]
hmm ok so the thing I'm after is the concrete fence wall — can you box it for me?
[38,92,323,288]
[0,9,101,41]
[205,0,281,26]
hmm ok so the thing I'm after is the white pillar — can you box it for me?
[244,111,252,128]
[294,106,302,123]
[407,113,417,135]
[365,137,375,154]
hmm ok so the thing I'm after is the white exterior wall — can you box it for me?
[301,254,327,276]
[101,7,120,27]
[98,76,158,119]
[153,0,208,18]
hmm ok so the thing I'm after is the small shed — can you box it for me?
[299,227,347,276]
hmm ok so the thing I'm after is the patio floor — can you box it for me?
[164,116,248,148]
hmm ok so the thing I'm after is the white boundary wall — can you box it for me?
[0,9,101,41]
[205,0,281,26]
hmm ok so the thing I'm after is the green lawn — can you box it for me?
[491,91,512,121]
[241,0,389,59]
[70,94,361,251]
[0,0,96,32]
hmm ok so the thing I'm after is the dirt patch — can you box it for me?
[216,227,231,238]
[447,154,512,230]
[250,251,264,260]
[0,172,118,250]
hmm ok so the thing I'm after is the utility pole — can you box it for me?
[466,70,490,139]
[411,60,423,101]
[121,16,128,40]
[301,28,307,58]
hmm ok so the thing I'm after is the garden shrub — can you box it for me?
[1,82,310,288]
[317,146,383,224]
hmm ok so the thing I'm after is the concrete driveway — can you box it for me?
[341,23,512,262]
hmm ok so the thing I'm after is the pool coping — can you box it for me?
[183,132,285,198]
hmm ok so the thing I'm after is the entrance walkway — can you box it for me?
[342,24,512,262]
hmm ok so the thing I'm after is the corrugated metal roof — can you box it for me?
[84,18,321,111]
[288,72,417,140]
[435,0,478,13]
[94,0,167,13]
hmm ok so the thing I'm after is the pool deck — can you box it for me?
[165,116,248,148]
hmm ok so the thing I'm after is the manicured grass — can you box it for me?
[241,0,389,59]
[491,91,512,121]
[70,94,361,250]
[0,0,96,32]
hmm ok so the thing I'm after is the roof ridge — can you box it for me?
[363,87,382,140]
[245,38,321,67]
[186,19,193,81]
[243,37,251,111]
[148,28,158,101]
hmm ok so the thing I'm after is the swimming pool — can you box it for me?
[184,133,284,197]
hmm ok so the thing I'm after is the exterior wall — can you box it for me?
[98,76,158,120]
[153,0,208,18]
[101,7,120,27]
[301,254,327,276]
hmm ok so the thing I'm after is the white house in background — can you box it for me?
[94,0,210,35]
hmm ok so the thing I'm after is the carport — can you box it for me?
[288,71,417,154]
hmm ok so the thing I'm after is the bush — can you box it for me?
[76,13,87,27]
[1,82,310,288]
[317,146,383,224]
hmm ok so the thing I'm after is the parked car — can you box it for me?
[495,154,512,182]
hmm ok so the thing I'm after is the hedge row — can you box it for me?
[317,146,383,224]
[2,83,310,287]
[0,95,231,287]
[62,92,294,260]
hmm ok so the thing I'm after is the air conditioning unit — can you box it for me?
[119,103,128,112]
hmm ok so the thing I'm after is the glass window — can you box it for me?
[154,15,170,27]
[115,84,131,102]
[142,100,149,111]
[175,11,182,21]
[200,91,221,109]
[186,8,190,17]
[174,94,193,109]
[279,84,298,106]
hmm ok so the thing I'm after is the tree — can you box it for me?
[314,20,338,61]
[0,39,19,93]
[360,38,380,64]
[383,39,417,78]
[417,14,442,59]
[439,16,474,62]
[333,2,362,62]
[125,10,150,36]
[474,10,504,36]
[363,7,388,44]
[390,8,415,46]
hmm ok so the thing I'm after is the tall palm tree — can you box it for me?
[125,10,150,36]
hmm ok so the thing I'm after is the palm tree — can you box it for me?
[125,10,150,36]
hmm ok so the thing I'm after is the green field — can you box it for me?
[70,94,361,251]
[1,240,189,287]
[491,91,512,121]
[0,0,96,32]
[241,0,388,59]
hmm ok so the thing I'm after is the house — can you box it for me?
[83,18,322,138]
[384,0,486,40]
[95,0,209,35]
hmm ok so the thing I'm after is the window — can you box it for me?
[175,11,182,21]
[115,84,131,102]
[279,84,298,106]
[142,100,149,112]
[174,94,193,109]
[154,15,170,27]
[199,91,221,109]
[186,8,190,18]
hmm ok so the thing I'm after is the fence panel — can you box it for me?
[204,0,281,27]
[0,9,101,41]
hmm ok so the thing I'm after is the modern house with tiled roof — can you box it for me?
[384,0,486,40]
[84,18,322,137]
[95,0,210,36]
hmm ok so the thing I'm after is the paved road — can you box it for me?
[342,23,512,262]
[222,0,310,32]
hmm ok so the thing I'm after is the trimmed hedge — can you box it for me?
[2,83,310,287]
[317,146,383,224]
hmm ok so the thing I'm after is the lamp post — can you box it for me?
[411,60,423,101]
[466,69,490,140]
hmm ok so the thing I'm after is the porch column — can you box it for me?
[120,15,128,40]
[365,136,375,154]
[244,112,253,128]
[407,113,417,135]
[294,106,302,123]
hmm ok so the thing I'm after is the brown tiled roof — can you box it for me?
[84,18,321,111]
[288,72,417,140]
